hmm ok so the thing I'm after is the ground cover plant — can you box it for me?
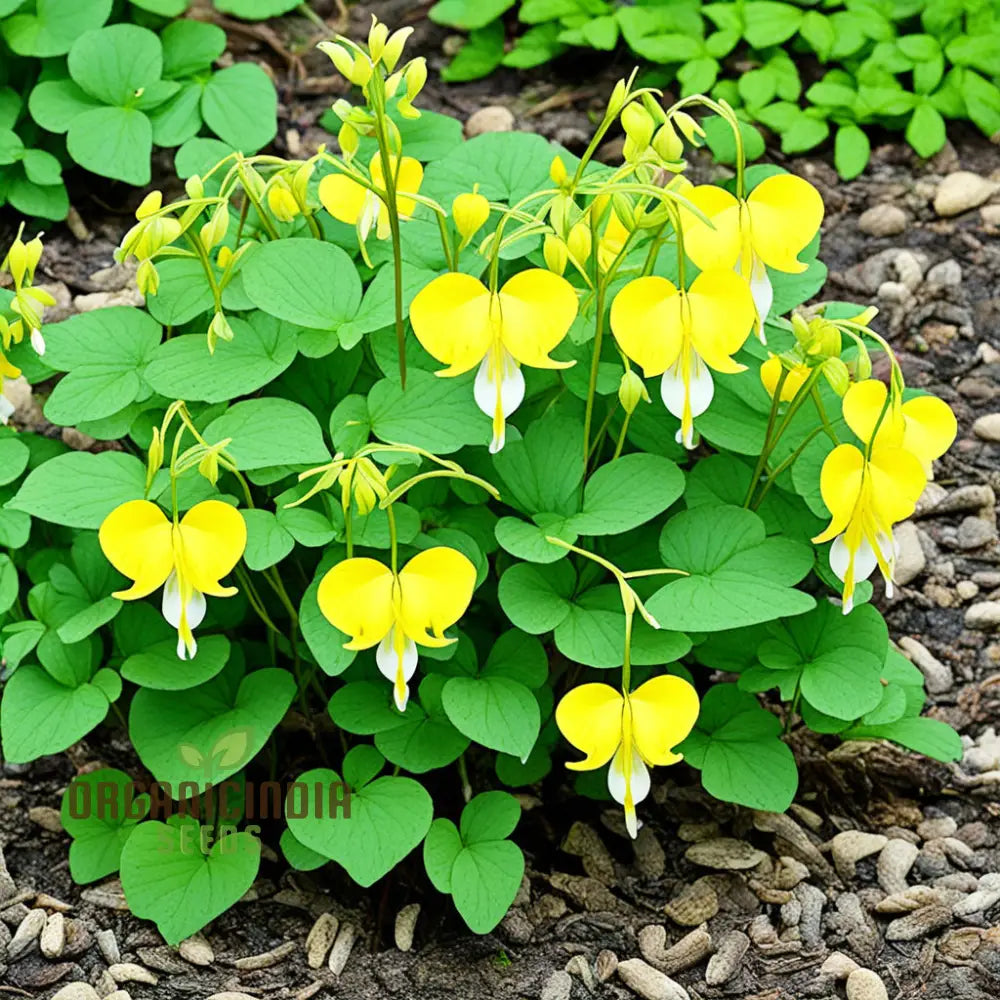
[0,1,281,219]
[431,0,1000,179]
[0,16,964,945]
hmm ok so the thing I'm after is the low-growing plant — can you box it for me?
[0,17,963,942]
[431,0,1000,178]
[0,1,282,219]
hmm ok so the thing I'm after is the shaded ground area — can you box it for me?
[2,3,1000,998]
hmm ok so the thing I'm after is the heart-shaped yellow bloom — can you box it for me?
[760,354,810,402]
[841,379,957,476]
[409,269,578,452]
[319,153,424,241]
[813,443,926,612]
[99,499,247,660]
[317,547,476,710]
[610,269,754,448]
[680,174,824,338]
[556,675,699,837]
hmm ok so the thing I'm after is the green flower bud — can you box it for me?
[618,369,650,415]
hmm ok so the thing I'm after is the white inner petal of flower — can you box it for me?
[661,347,714,449]
[162,570,206,660]
[376,625,418,711]
[746,252,773,338]
[30,328,46,356]
[607,743,650,839]
[359,191,380,242]
[474,349,525,454]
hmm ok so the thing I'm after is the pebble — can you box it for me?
[753,811,835,882]
[973,413,1000,442]
[982,205,1000,226]
[956,516,997,550]
[795,882,826,948]
[73,288,144,312]
[663,878,718,925]
[893,522,926,585]
[831,831,888,881]
[465,105,515,137]
[877,838,920,894]
[51,985,100,1000]
[934,171,999,216]
[9,907,46,959]
[28,806,64,833]
[565,954,595,990]
[306,913,338,969]
[328,922,356,976]
[633,827,666,877]
[108,963,158,985]
[684,838,765,871]
[953,873,1000,916]
[616,958,688,1000]
[875,885,958,913]
[929,484,996,515]
[821,951,860,979]
[858,204,907,237]
[918,815,958,840]
[595,949,618,982]
[893,249,924,290]
[846,968,889,1000]
[563,822,615,884]
[927,258,962,286]
[541,970,572,1000]
[104,993,132,1000]
[956,580,980,601]
[234,941,296,971]
[394,903,419,952]
[885,903,953,940]
[95,929,120,965]
[178,933,214,966]
[966,602,1000,630]
[705,930,749,985]
[40,912,65,958]
[898,637,953,694]
[748,914,778,947]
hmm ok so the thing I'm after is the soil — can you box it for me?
[3,3,1000,999]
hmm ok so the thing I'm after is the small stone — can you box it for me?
[875,885,956,913]
[51,985,101,1000]
[885,903,953,940]
[931,484,996,515]
[9,907,46,958]
[893,522,926,585]
[565,955,595,990]
[858,204,907,237]
[846,968,889,1000]
[95,929,119,965]
[940,927,985,960]
[73,288,144,312]
[61,427,99,452]
[877,839,920,894]
[684,838,765,871]
[795,882,826,949]
[926,259,962,286]
[956,516,996,550]
[918,815,958,840]
[108,963,158,985]
[831,830,888,881]
[966,602,1000,630]
[178,933,214,966]
[616,958,688,1000]
[234,941,296,970]
[104,993,132,1000]
[957,580,980,601]
[40,912,65,958]
[705,930,749,986]
[748,914,778,947]
[658,926,712,975]
[595,949,618,982]
[663,878,718,925]
[982,204,1000,226]
[394,903,419,952]
[821,952,860,979]
[878,279,912,304]
[328,922,356,976]
[898,637,953,694]
[773,856,809,890]
[306,913,338,969]
[541,970,572,1000]
[953,873,1000,916]
[973,413,1000,442]
[465,106,515,137]
[934,171,999,216]
[633,826,666,877]
[563,822,615,883]
[28,806,63,833]
[893,249,924,290]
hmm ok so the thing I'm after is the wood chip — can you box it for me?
[328,922,356,976]
[108,963,158,985]
[233,940,297,970]
[305,913,338,969]
[685,838,766,871]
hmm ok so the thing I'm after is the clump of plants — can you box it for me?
[0,0,281,219]
[0,16,962,943]
[431,0,1000,178]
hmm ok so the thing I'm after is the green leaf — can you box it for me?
[300,576,356,676]
[0,435,29,485]
[834,124,871,180]
[961,72,1000,138]
[213,0,300,16]
[144,313,298,403]
[4,175,69,221]
[498,560,574,635]
[502,23,567,68]
[42,308,161,425]
[647,505,815,631]
[280,827,327,871]
[492,416,583,516]
[2,0,113,57]
[429,0,515,29]
[703,116,765,164]
[947,34,1000,76]
[461,789,521,843]
[129,663,296,790]
[287,767,433,886]
[202,62,277,152]
[374,699,470,774]
[758,602,889,718]
[494,515,576,564]
[67,106,152,185]
[242,239,361,334]
[121,635,231,691]
[679,684,798,811]
[120,821,261,945]
[21,149,62,187]
[423,818,463,892]
[9,451,147,529]
[799,10,834,60]
[0,554,16,615]
[845,716,962,762]
[743,1,802,47]
[442,675,540,758]
[203,398,330,471]
[1,664,118,763]
[61,768,149,883]
[160,19,226,78]
[241,509,294,571]
[451,839,525,933]
[68,25,162,106]
[906,102,947,159]
[781,115,829,155]
[440,20,506,82]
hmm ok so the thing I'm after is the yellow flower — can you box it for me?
[759,354,810,402]
[318,153,423,242]
[0,340,21,424]
[597,208,630,272]
[99,500,247,660]
[317,547,476,710]
[556,676,700,837]
[841,378,957,477]
[409,269,579,453]
[609,269,755,449]
[680,175,824,338]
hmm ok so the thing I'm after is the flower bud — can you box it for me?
[821,357,850,396]
[405,57,427,101]
[136,190,163,219]
[618,369,650,415]
[292,161,314,206]
[846,305,878,327]
[217,246,234,269]
[146,427,164,491]
[338,122,360,159]
[790,312,812,346]
[207,310,234,354]
[198,450,220,486]
[368,19,389,62]
[319,40,354,78]
[652,122,684,162]
[808,319,841,358]
[621,102,654,149]
[384,70,403,98]
[566,221,592,266]
[549,155,568,187]
[136,258,160,297]
[267,179,299,223]
[854,346,873,380]
[30,326,45,356]
[24,235,43,280]
[200,203,229,251]
[382,27,413,71]
[606,78,628,117]
[548,192,576,238]
[3,237,27,287]
[671,111,705,145]
[543,234,568,275]
[185,174,204,199]
[452,191,490,247]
